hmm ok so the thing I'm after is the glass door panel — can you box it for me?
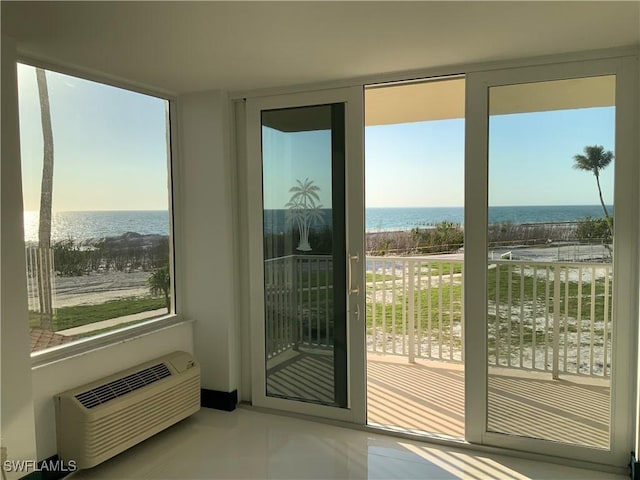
[246,87,365,423]
[486,76,615,449]
[261,104,347,407]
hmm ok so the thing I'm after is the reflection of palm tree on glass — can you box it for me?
[286,178,324,252]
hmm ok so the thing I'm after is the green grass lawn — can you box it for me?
[366,262,462,284]
[487,265,611,331]
[366,263,611,356]
[367,280,462,339]
[29,296,166,331]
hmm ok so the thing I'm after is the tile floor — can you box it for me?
[67,408,627,479]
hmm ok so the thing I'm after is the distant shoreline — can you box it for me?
[365,220,583,234]
[23,207,610,242]
[23,219,589,246]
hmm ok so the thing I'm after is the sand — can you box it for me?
[28,270,153,309]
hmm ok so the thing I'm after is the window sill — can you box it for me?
[31,314,192,369]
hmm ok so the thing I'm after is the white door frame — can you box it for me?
[245,86,366,423]
[464,56,639,466]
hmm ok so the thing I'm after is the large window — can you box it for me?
[17,64,173,354]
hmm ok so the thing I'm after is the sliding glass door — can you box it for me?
[465,58,637,465]
[246,88,365,422]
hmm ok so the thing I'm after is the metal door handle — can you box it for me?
[348,253,359,295]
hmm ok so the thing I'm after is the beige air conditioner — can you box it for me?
[55,351,200,469]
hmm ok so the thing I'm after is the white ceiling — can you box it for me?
[2,1,639,95]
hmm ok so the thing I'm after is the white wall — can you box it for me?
[31,322,194,459]
[1,36,38,480]
[1,39,198,465]
[177,90,238,393]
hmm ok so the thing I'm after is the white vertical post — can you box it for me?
[603,265,610,377]
[407,260,415,364]
[552,265,561,380]
[371,259,377,353]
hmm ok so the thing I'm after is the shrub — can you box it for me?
[576,216,611,243]
[148,266,171,312]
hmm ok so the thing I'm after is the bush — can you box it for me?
[576,216,611,243]
[53,238,91,276]
[148,266,171,312]
[412,221,464,254]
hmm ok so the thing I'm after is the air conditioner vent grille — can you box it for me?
[75,363,172,409]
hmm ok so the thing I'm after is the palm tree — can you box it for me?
[285,198,324,251]
[573,145,614,241]
[148,266,171,312]
[36,67,55,331]
[286,178,324,251]
[288,178,320,209]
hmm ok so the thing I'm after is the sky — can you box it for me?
[262,126,333,210]
[18,63,169,212]
[262,104,614,210]
[366,107,615,208]
[18,62,615,213]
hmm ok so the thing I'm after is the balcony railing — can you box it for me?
[264,254,612,379]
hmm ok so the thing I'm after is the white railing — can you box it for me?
[25,245,57,313]
[367,257,464,363]
[264,255,333,359]
[264,254,613,379]
[489,260,612,378]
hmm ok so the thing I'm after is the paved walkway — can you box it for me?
[56,308,167,336]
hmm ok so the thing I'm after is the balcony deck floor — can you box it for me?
[367,353,610,449]
[267,351,610,450]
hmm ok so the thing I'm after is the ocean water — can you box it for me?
[367,205,613,231]
[24,206,612,242]
[23,210,170,243]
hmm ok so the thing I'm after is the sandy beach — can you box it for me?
[28,270,153,309]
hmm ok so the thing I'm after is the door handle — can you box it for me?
[348,253,360,295]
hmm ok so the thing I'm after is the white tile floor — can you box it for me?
[67,408,627,480]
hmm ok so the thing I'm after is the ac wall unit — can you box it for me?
[55,351,200,469]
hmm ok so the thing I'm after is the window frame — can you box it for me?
[15,58,183,367]
[464,56,638,466]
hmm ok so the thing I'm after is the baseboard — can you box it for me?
[631,452,640,479]
[18,455,75,480]
[201,388,238,412]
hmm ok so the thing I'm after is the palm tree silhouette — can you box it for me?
[286,178,324,251]
[573,145,614,240]
[288,178,320,208]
